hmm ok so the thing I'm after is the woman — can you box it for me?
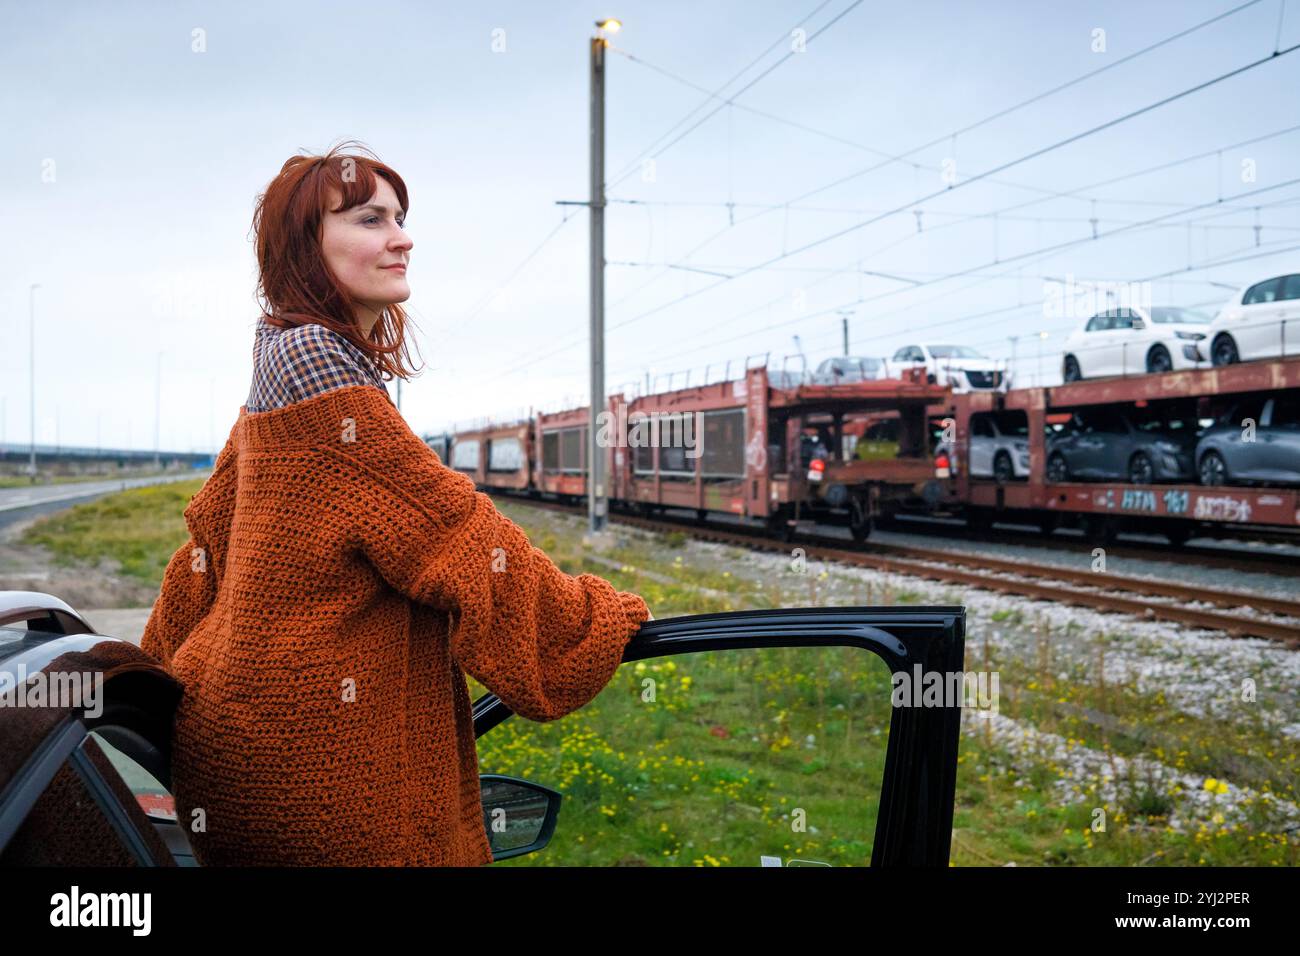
[141,141,652,867]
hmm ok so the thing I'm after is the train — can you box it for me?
[422,356,1300,547]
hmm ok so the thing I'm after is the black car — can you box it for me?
[1196,392,1300,486]
[0,592,965,867]
[1045,407,1197,484]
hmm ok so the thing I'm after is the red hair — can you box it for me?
[250,139,424,380]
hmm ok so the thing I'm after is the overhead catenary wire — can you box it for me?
[501,113,1300,379]
[604,0,865,190]
[602,0,1275,310]
[595,181,1300,381]
[607,40,1300,334]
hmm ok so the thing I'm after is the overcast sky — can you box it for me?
[2,0,1298,455]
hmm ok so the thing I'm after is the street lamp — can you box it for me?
[28,283,39,481]
[155,350,164,470]
[586,18,619,537]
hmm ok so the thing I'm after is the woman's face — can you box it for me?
[320,177,412,321]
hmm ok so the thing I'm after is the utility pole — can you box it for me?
[837,309,853,356]
[587,18,619,537]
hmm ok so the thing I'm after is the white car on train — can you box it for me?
[890,344,1010,392]
[1202,270,1300,366]
[1060,306,1211,381]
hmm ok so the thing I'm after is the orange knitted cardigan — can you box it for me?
[140,384,650,866]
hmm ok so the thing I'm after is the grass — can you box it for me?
[19,477,203,586]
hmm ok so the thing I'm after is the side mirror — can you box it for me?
[480,774,563,861]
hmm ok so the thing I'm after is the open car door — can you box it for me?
[474,605,965,867]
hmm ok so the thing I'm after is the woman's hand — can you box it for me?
[646,610,655,621]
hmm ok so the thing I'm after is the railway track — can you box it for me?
[499,493,1300,647]
[878,515,1300,578]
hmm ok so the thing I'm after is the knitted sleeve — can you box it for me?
[140,535,219,668]
[331,433,650,723]
[140,437,235,669]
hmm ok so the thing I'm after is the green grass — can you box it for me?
[476,645,894,866]
[20,477,204,586]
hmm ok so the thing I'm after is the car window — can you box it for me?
[0,734,171,865]
[1279,275,1300,302]
[891,347,909,361]
[1084,411,1126,434]
[89,730,176,822]
[1133,414,1187,433]
[1243,277,1282,305]
[1224,398,1266,426]
[1268,394,1300,428]
[972,417,994,438]
[994,413,1029,436]
[476,645,896,867]
[1085,314,1107,332]
[1150,307,1210,324]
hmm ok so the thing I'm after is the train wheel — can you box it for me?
[694,509,708,526]
[767,512,795,543]
[1164,522,1193,546]
[1036,512,1058,537]
[967,507,993,533]
[1084,514,1118,546]
[848,499,872,543]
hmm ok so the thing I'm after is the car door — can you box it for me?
[1074,314,1108,377]
[1086,311,1121,376]
[1104,411,1138,478]
[1257,394,1300,484]
[474,606,966,867]
[1280,275,1300,359]
[1212,397,1266,482]
[0,603,185,867]
[969,415,995,476]
[1113,309,1149,375]
[1236,276,1283,360]
[1071,411,1107,477]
